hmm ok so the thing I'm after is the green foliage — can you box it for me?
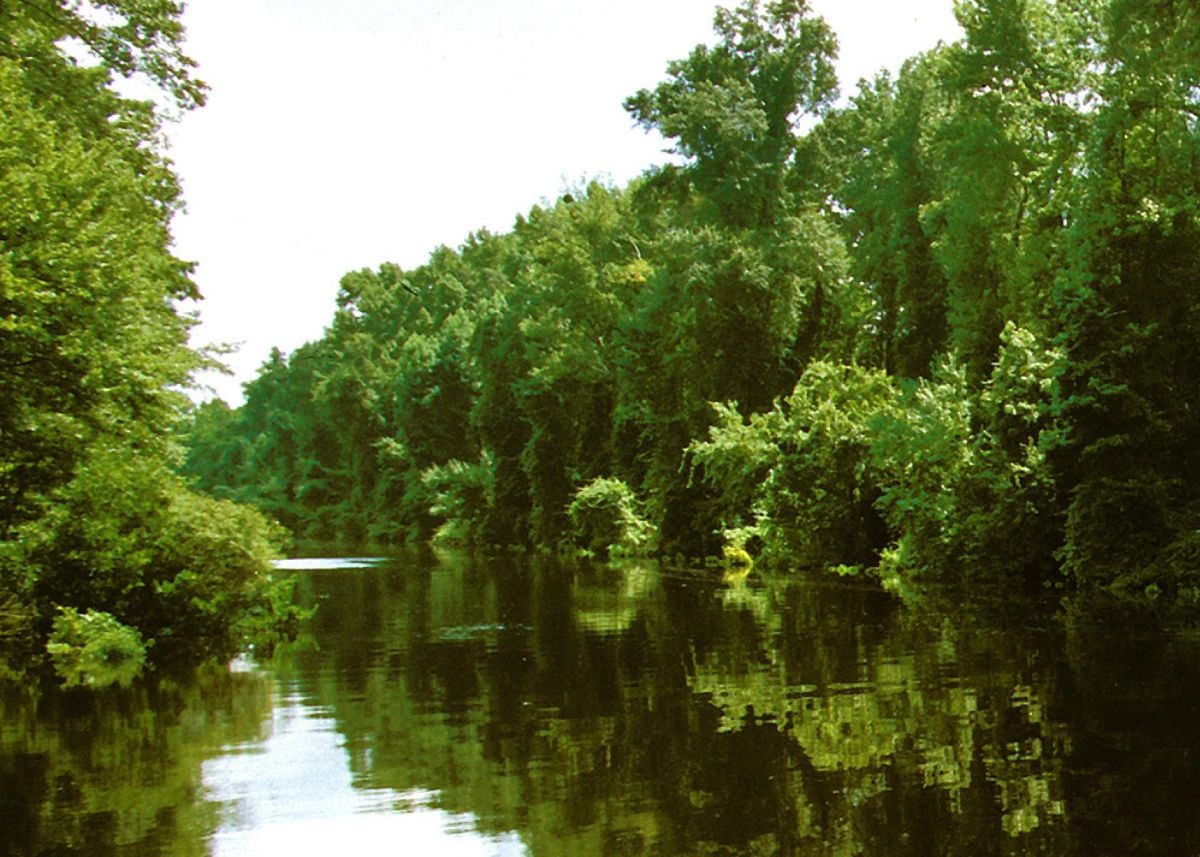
[184,0,1200,600]
[143,482,297,662]
[762,362,897,564]
[963,323,1064,572]
[870,358,973,574]
[872,325,1062,580]
[0,0,207,112]
[625,0,837,227]
[422,456,494,545]
[817,58,951,376]
[567,477,655,558]
[1045,0,1200,591]
[691,362,897,566]
[0,0,300,682]
[46,607,146,689]
[178,399,243,498]
[0,55,194,531]
[6,451,295,668]
[687,326,1060,579]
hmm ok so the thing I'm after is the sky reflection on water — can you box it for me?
[203,681,527,856]
[4,551,1200,855]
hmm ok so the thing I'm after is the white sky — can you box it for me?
[168,0,962,404]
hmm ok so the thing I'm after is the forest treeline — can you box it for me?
[0,1,295,686]
[186,0,1200,596]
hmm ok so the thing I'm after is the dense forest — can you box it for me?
[185,0,1200,600]
[0,0,296,686]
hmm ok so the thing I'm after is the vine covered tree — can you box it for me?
[1,0,295,684]
[187,0,1200,604]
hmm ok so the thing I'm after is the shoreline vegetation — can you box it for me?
[184,1,1200,603]
[7,0,1200,688]
[0,1,297,687]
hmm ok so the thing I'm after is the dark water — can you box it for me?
[4,550,1200,856]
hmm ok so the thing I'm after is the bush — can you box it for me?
[567,477,654,557]
[760,362,897,565]
[144,486,296,663]
[46,608,147,689]
[688,331,1062,584]
[872,327,1063,582]
[690,361,898,566]
[871,358,974,575]
[421,455,494,545]
[7,450,296,672]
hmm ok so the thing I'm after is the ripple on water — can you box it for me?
[273,557,389,571]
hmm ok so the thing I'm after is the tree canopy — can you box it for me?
[187,0,1200,603]
[0,0,294,685]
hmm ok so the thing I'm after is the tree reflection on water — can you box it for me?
[3,550,1200,855]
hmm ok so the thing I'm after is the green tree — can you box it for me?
[818,59,951,377]
[615,1,853,553]
[926,0,1094,379]
[1051,0,1200,590]
[625,0,838,228]
[185,0,1200,602]
[0,0,293,680]
[0,57,195,531]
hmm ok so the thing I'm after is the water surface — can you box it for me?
[3,550,1200,855]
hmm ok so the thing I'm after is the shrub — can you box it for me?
[871,358,974,575]
[10,450,296,671]
[421,455,494,544]
[690,361,898,566]
[145,486,296,663]
[873,327,1064,582]
[46,608,147,689]
[567,477,654,557]
[759,362,897,565]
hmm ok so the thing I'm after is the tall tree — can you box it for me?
[1052,0,1200,587]
[625,0,838,228]
[818,59,951,377]
[1,0,293,680]
[0,20,197,533]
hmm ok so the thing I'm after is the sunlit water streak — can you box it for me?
[6,552,1200,855]
[202,681,527,856]
[273,557,390,571]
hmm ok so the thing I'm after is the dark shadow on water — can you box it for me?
[4,551,1200,855]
